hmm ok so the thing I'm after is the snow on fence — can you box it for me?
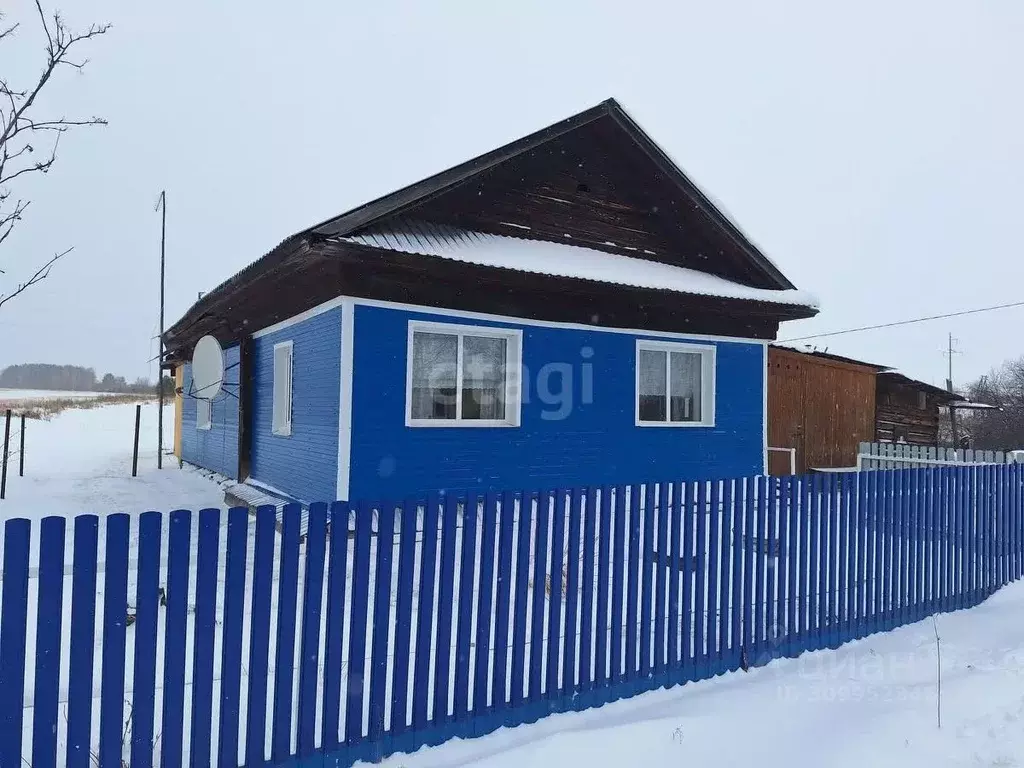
[1,464,1023,767]
[857,441,1007,470]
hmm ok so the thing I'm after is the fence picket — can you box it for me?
[455,495,479,726]
[0,519,31,768]
[511,492,532,706]
[595,487,613,689]
[393,500,420,742]
[217,507,248,768]
[729,478,744,669]
[161,510,191,768]
[708,479,723,672]
[298,502,328,756]
[840,475,853,642]
[130,511,162,768]
[322,502,351,752]
[655,482,670,681]
[188,509,220,767]
[808,475,822,650]
[785,477,799,657]
[695,479,709,675]
[667,482,683,677]
[625,485,642,687]
[435,495,460,727]
[865,472,878,636]
[412,497,440,730]
[32,517,65,768]
[369,503,396,743]
[346,502,373,745]
[491,492,515,712]
[65,516,99,768]
[611,486,627,685]
[681,482,696,680]
[546,490,567,703]
[755,476,768,659]
[273,504,302,760]
[639,483,655,679]
[564,487,584,696]
[576,487,596,696]
[742,478,755,664]
[528,492,550,706]
[98,514,129,768]
[472,494,498,725]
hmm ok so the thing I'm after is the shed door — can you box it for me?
[768,354,805,474]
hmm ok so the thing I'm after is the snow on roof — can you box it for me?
[335,221,819,309]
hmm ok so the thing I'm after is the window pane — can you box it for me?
[411,332,458,419]
[670,351,702,422]
[638,349,667,421]
[462,335,507,420]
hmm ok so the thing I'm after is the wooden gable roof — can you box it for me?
[311,98,793,290]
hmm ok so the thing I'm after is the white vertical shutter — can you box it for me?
[273,342,293,435]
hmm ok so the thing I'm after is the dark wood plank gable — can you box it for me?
[398,116,772,288]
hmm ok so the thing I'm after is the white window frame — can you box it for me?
[272,340,294,437]
[635,339,716,427]
[405,320,523,428]
[196,397,212,431]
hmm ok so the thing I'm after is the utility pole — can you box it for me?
[155,191,167,469]
[946,332,959,451]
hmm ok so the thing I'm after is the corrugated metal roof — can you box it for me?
[335,220,819,308]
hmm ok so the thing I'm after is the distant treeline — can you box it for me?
[0,363,173,394]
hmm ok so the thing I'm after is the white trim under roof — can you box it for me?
[336,221,819,309]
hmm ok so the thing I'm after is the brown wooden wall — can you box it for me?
[768,347,877,474]
[875,380,942,445]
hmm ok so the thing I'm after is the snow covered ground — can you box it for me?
[383,582,1024,768]
[0,400,224,522]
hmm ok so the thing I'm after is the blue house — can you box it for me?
[165,99,818,504]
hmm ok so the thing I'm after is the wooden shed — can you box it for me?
[875,371,959,446]
[768,346,885,474]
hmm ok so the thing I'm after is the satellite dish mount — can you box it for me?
[189,335,238,400]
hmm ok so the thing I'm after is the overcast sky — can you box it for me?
[1,0,1021,387]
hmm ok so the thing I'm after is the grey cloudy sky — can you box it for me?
[1,0,1021,388]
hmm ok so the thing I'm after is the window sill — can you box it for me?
[636,420,715,428]
[272,427,293,437]
[406,419,519,429]
[197,425,212,431]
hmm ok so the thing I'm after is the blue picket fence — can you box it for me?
[0,463,1022,767]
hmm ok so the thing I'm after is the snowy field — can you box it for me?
[0,388,121,401]
[0,401,224,520]
[386,582,1024,768]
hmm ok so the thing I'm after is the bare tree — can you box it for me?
[0,2,110,310]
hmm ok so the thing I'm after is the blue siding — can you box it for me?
[180,346,240,479]
[250,308,342,502]
[348,304,765,500]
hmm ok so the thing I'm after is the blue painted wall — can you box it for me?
[180,345,240,479]
[249,307,342,502]
[348,304,766,500]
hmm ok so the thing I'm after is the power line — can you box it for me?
[781,299,1024,342]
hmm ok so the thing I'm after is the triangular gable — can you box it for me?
[311,99,795,291]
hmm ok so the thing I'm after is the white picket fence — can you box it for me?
[857,442,1007,471]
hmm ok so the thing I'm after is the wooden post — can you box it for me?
[1,409,10,499]
[18,414,25,477]
[132,404,141,477]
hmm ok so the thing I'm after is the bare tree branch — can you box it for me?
[0,246,72,309]
[0,4,109,310]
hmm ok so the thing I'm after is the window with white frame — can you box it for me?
[636,341,715,426]
[407,322,521,426]
[272,341,293,436]
[196,397,212,430]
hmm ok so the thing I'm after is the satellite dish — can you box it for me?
[191,335,225,400]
